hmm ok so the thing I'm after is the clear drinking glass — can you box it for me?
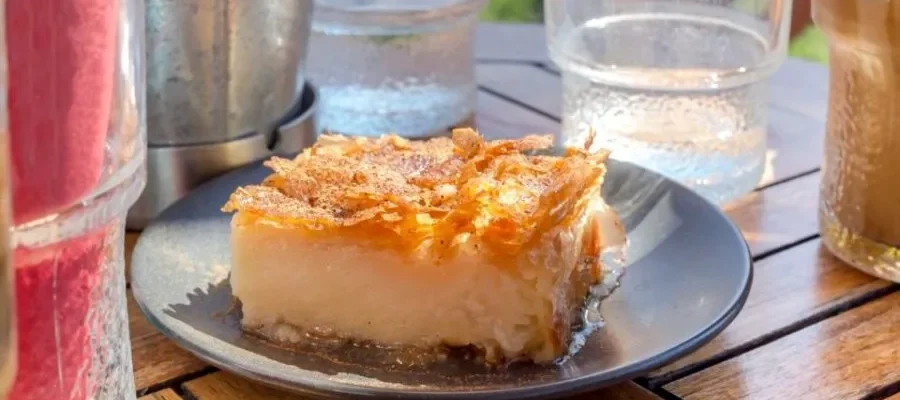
[307,0,484,138]
[816,0,900,282]
[545,0,793,204]
[5,0,145,398]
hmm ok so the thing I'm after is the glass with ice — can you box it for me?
[545,0,793,204]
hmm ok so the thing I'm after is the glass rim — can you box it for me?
[12,154,145,247]
[314,0,486,26]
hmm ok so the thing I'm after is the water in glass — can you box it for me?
[551,2,784,204]
[308,0,481,138]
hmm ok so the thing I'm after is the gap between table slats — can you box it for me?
[139,388,183,400]
[178,372,666,400]
[666,289,900,400]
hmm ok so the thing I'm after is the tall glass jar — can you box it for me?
[815,1,900,281]
[5,0,145,399]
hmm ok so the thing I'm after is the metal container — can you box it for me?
[127,84,318,230]
[129,0,317,229]
[146,0,313,145]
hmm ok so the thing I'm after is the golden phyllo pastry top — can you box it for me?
[223,128,610,258]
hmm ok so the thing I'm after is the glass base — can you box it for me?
[820,205,900,282]
[10,160,144,400]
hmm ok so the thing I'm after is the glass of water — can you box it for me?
[545,0,792,204]
[308,0,485,138]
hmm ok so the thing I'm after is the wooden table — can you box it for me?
[128,23,891,400]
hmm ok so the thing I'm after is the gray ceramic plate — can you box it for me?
[131,158,752,399]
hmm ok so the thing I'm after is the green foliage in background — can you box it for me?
[789,25,828,64]
[481,0,542,23]
[480,0,827,64]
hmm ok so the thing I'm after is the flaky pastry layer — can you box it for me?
[222,128,611,260]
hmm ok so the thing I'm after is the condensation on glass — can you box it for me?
[145,0,312,145]
[307,0,484,138]
[4,0,146,399]
[816,0,900,282]
[544,0,792,205]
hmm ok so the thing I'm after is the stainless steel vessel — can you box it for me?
[146,0,312,145]
[129,0,316,229]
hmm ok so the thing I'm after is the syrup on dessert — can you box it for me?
[562,239,627,363]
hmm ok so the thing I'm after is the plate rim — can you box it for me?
[131,159,753,399]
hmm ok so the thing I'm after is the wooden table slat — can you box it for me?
[477,63,562,116]
[183,372,314,400]
[475,90,558,138]
[649,239,891,383]
[139,389,183,400]
[130,290,208,390]
[767,58,830,120]
[182,372,664,400]
[475,23,550,63]
[126,232,139,283]
[723,172,819,256]
[763,107,825,181]
[569,383,665,400]
[666,290,900,400]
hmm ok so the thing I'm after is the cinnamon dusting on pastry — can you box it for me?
[223,128,610,258]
